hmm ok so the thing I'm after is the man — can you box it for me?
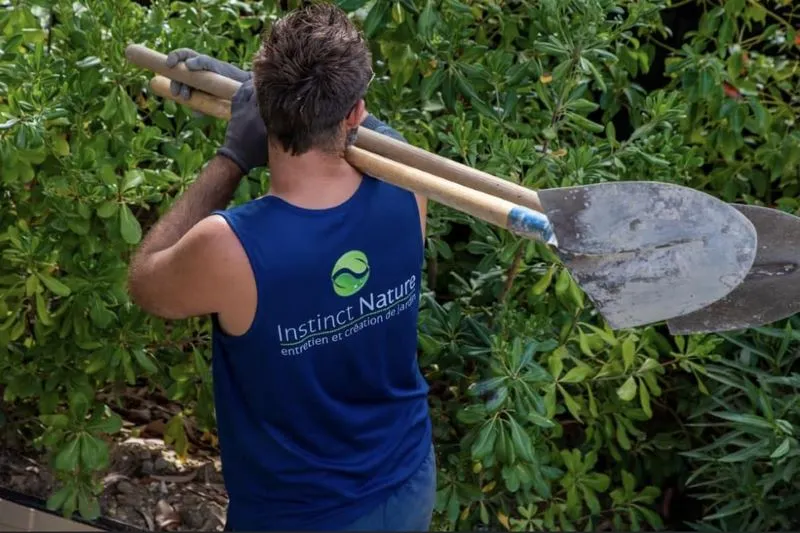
[126,3,434,531]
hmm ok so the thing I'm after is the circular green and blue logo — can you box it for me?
[331,250,370,297]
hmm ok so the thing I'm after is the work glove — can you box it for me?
[165,48,252,101]
[165,48,267,174]
[218,78,269,174]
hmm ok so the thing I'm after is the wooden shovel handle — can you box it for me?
[347,147,555,244]
[126,43,543,212]
[147,75,556,245]
[150,75,232,119]
[355,128,543,211]
[126,44,241,100]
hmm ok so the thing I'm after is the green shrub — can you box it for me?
[1,0,798,530]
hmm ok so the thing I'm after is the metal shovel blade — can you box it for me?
[666,204,800,335]
[538,182,758,330]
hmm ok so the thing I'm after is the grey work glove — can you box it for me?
[360,114,408,145]
[217,78,269,174]
[165,48,266,173]
[165,48,252,102]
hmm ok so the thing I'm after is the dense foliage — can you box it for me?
[1,0,799,530]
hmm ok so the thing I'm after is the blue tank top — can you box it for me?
[209,173,431,531]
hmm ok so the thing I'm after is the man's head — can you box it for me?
[251,2,373,156]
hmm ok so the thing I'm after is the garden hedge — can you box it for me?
[1,0,799,530]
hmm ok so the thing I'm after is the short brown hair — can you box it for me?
[251,2,373,155]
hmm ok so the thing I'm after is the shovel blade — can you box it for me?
[666,204,800,335]
[538,182,757,330]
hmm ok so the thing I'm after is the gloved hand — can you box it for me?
[217,78,269,174]
[165,48,266,173]
[165,48,252,102]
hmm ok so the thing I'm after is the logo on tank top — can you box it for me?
[275,249,419,356]
[331,250,370,297]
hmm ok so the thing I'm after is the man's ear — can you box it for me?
[346,99,367,128]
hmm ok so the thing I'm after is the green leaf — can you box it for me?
[471,421,497,460]
[718,439,769,462]
[554,268,570,296]
[565,483,581,517]
[336,0,369,10]
[565,112,605,133]
[616,418,631,450]
[79,433,109,470]
[76,56,101,69]
[638,357,660,373]
[621,337,635,371]
[420,68,445,102]
[86,412,123,434]
[457,404,488,425]
[584,472,610,492]
[35,291,53,326]
[164,413,189,458]
[36,272,71,297]
[77,490,101,520]
[523,360,553,383]
[639,378,652,418]
[122,169,144,192]
[568,98,600,114]
[527,410,555,429]
[531,265,554,296]
[616,376,637,402]
[638,506,664,530]
[362,0,391,38]
[698,67,715,97]
[561,365,592,383]
[54,437,81,472]
[507,416,535,462]
[549,351,564,380]
[100,86,120,121]
[417,0,437,39]
[703,500,752,521]
[621,469,636,495]
[544,385,557,418]
[582,323,618,347]
[770,437,792,459]
[40,414,69,429]
[710,412,773,430]
[559,385,582,422]
[46,485,74,512]
[119,204,142,245]
[69,391,91,421]
[582,486,601,515]
[468,376,506,396]
[577,330,593,357]
[131,348,158,374]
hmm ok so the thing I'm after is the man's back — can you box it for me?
[209,174,431,530]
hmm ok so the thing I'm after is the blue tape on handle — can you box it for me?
[507,206,558,245]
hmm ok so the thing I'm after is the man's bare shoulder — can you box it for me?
[180,214,237,252]
[127,213,254,321]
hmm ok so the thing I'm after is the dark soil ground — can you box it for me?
[0,387,229,531]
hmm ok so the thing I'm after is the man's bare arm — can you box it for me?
[128,78,266,323]
[127,155,247,319]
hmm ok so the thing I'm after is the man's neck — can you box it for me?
[266,145,364,210]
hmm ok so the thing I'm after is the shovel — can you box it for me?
[666,204,800,334]
[125,44,758,331]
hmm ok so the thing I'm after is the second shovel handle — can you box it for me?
[150,75,232,119]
